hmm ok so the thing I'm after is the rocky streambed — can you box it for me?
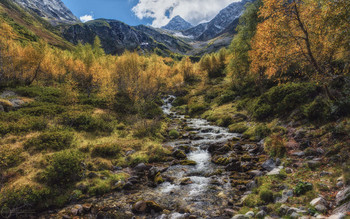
[41,96,270,219]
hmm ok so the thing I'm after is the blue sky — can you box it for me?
[61,0,153,26]
[61,0,239,27]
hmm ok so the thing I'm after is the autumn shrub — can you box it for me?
[41,150,84,187]
[264,134,286,158]
[24,130,74,151]
[252,83,318,120]
[294,182,313,196]
[91,143,122,158]
[0,145,23,170]
[303,96,331,122]
[0,185,52,217]
[60,112,113,133]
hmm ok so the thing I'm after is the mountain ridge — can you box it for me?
[162,15,193,31]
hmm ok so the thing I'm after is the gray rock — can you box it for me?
[328,213,346,219]
[262,159,276,171]
[224,209,236,217]
[9,99,25,108]
[307,160,321,170]
[267,166,283,176]
[247,180,257,190]
[290,212,300,218]
[333,201,350,214]
[315,204,327,213]
[279,205,290,215]
[0,91,17,98]
[256,210,266,218]
[277,189,294,203]
[248,170,263,177]
[310,197,328,208]
[337,181,344,188]
[336,186,350,206]
[245,211,254,217]
[134,163,149,172]
[285,167,293,174]
[0,104,4,112]
[292,151,305,157]
[232,214,249,219]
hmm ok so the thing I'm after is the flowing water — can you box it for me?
[149,96,241,218]
[45,96,242,219]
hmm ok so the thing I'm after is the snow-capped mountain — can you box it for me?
[13,0,79,24]
[162,15,193,31]
[183,0,253,41]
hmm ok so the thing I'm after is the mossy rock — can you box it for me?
[179,160,197,166]
[154,172,164,184]
[211,156,230,166]
[172,150,186,160]
[145,201,163,212]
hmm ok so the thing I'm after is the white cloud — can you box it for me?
[132,0,240,28]
[80,15,94,23]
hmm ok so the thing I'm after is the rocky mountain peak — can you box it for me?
[13,0,79,24]
[162,15,193,31]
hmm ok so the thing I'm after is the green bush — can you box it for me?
[0,145,23,170]
[229,123,249,133]
[217,90,236,105]
[294,182,313,196]
[252,83,318,120]
[139,101,163,119]
[216,116,233,127]
[169,129,180,139]
[0,185,52,216]
[188,103,208,116]
[254,124,271,140]
[259,189,274,204]
[60,112,113,133]
[0,116,47,136]
[24,130,74,151]
[204,90,219,103]
[19,102,66,117]
[172,97,188,107]
[91,143,122,158]
[113,92,137,114]
[15,86,62,103]
[133,119,162,138]
[148,145,171,163]
[343,162,350,186]
[41,150,84,187]
[303,96,331,122]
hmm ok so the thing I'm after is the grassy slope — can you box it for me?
[175,77,350,216]
[0,0,73,49]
